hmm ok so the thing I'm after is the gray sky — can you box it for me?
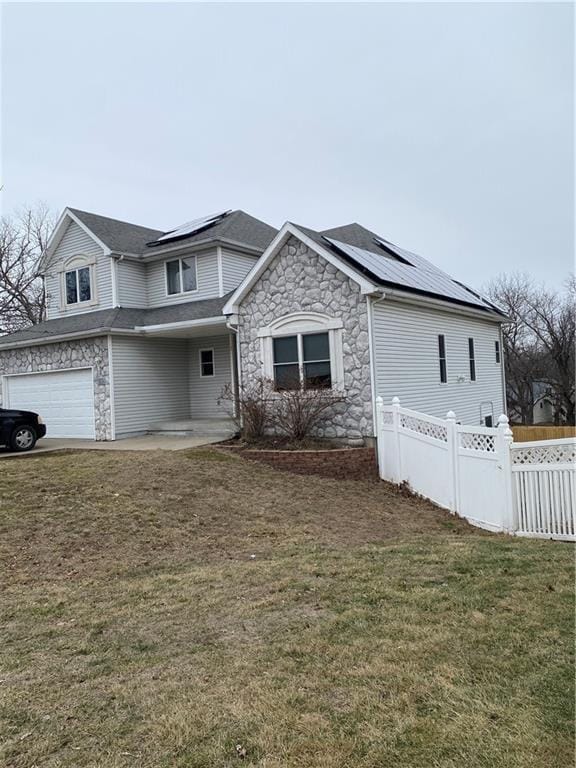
[2,2,574,290]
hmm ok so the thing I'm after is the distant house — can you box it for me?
[0,208,507,441]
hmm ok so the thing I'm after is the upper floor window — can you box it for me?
[65,266,92,305]
[273,332,331,390]
[495,340,501,364]
[166,256,197,295]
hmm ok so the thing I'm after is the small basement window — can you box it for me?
[469,338,476,381]
[438,335,447,383]
[166,256,197,295]
[200,349,215,377]
[65,266,92,305]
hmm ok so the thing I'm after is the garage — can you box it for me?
[4,368,96,439]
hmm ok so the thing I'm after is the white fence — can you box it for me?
[376,397,575,541]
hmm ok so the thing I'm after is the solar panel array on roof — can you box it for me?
[153,210,231,244]
[323,237,494,310]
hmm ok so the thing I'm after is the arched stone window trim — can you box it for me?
[257,311,345,390]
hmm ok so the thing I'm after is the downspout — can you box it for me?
[226,317,241,421]
[499,324,508,418]
[367,290,386,439]
[111,254,125,308]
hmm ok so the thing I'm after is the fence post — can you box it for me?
[392,396,402,483]
[375,396,384,479]
[496,414,515,533]
[446,410,458,514]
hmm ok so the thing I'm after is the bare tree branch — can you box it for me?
[486,272,575,425]
[0,203,55,335]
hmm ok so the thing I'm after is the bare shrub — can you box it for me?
[219,377,274,440]
[272,384,346,441]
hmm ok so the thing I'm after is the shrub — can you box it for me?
[273,385,346,441]
[219,378,274,440]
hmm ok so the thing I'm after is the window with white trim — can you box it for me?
[259,312,344,391]
[200,349,214,377]
[65,266,92,305]
[273,332,331,390]
[166,256,197,295]
[495,340,501,364]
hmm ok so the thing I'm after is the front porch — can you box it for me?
[111,319,238,439]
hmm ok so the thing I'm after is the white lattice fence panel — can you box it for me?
[399,413,447,442]
[459,432,496,453]
[511,440,576,466]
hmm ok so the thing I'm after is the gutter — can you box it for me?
[134,315,227,334]
[137,237,266,261]
[379,286,509,322]
[0,327,142,351]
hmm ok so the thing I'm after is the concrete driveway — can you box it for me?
[0,434,226,458]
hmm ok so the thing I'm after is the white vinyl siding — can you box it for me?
[221,250,259,294]
[117,260,147,307]
[188,334,232,418]
[146,248,220,307]
[111,337,190,436]
[44,221,112,319]
[372,300,505,425]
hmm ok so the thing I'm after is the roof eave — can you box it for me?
[0,327,141,351]
[377,284,509,322]
[36,208,112,273]
[138,236,265,261]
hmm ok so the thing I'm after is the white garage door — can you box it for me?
[5,368,96,439]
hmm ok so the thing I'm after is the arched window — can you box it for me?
[257,312,344,390]
[62,255,95,307]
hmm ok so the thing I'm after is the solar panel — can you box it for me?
[323,237,493,310]
[154,210,231,244]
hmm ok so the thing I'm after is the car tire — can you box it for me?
[10,425,37,452]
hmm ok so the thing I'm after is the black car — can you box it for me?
[0,407,47,452]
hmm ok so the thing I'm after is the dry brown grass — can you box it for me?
[0,449,573,767]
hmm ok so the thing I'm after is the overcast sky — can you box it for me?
[2,2,573,290]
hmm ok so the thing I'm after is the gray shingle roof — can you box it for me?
[69,208,277,255]
[68,209,164,254]
[0,294,232,347]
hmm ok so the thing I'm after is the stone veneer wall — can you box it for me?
[237,237,373,441]
[0,336,112,440]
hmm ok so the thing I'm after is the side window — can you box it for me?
[468,338,476,381]
[495,340,501,363]
[200,349,214,377]
[438,335,447,383]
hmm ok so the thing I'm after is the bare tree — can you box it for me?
[486,273,575,425]
[0,204,55,335]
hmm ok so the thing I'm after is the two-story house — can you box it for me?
[0,209,276,439]
[0,207,508,443]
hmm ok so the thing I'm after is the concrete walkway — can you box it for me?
[0,434,226,458]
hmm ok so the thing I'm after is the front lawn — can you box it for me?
[0,449,573,767]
